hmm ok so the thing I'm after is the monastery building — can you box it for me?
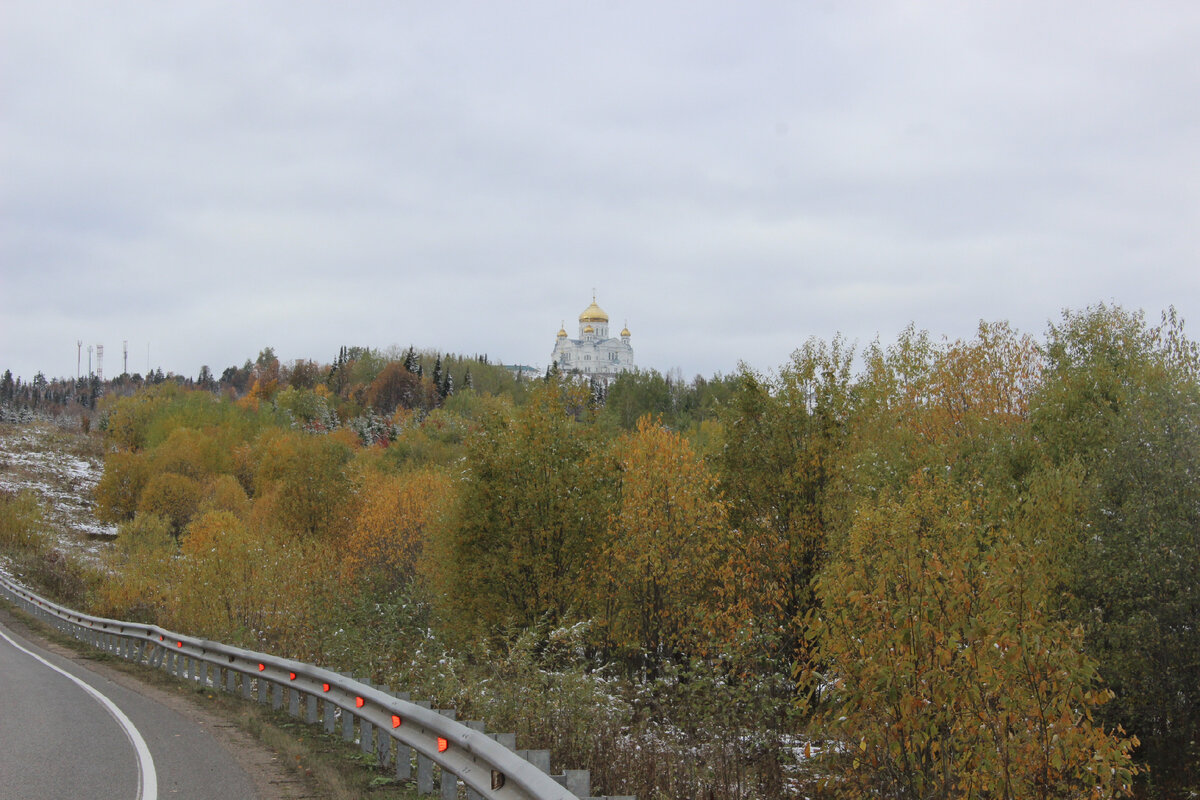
[551,297,635,381]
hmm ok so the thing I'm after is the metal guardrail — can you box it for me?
[0,571,632,800]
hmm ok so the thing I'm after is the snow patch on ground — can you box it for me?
[0,422,116,567]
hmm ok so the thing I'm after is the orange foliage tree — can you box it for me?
[342,468,453,590]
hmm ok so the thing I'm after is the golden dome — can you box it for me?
[579,300,609,323]
[557,322,568,338]
[621,326,631,337]
[583,324,594,334]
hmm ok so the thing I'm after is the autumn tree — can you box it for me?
[342,468,453,591]
[198,473,251,519]
[366,361,433,413]
[93,512,175,622]
[94,450,150,523]
[249,429,355,540]
[809,473,1139,799]
[137,472,203,537]
[591,416,727,673]
[285,359,322,390]
[426,379,614,636]
[1030,305,1200,789]
[149,426,231,481]
[712,337,853,675]
[170,510,295,646]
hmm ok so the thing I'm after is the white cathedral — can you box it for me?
[551,297,635,381]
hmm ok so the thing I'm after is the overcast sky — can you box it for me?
[3,2,1198,383]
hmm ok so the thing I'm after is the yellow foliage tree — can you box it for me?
[93,513,175,622]
[137,472,202,537]
[592,416,728,669]
[149,426,231,481]
[248,428,355,540]
[171,511,292,645]
[809,474,1140,799]
[198,473,251,519]
[94,450,150,523]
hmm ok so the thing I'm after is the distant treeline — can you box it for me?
[2,345,735,434]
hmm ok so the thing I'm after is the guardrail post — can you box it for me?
[272,681,284,711]
[258,675,269,704]
[465,721,486,800]
[563,770,590,797]
[339,672,355,742]
[374,686,392,768]
[415,700,433,794]
[324,699,337,735]
[520,750,551,775]
[289,686,301,717]
[360,717,374,755]
[341,704,354,742]
[306,693,319,725]
[394,691,412,781]
[436,709,457,800]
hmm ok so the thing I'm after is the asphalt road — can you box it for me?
[0,613,260,800]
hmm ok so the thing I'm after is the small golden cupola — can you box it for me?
[557,322,568,338]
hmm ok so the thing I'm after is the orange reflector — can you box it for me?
[322,683,330,692]
[289,672,297,681]
[355,697,365,708]
[437,737,449,753]
[258,663,266,672]
[159,635,164,641]
[392,715,402,728]
[176,641,183,648]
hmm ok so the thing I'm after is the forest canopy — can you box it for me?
[4,305,1197,799]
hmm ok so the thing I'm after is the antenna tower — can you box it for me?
[123,341,128,376]
[77,341,82,381]
[87,346,93,378]
[96,344,104,382]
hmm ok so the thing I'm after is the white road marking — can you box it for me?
[0,627,159,800]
